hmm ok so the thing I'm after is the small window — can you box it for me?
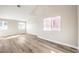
[18,22,26,30]
[43,16,61,31]
[0,20,8,30]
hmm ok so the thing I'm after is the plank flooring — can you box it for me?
[0,34,78,53]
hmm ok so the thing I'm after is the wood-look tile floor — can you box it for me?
[0,34,78,53]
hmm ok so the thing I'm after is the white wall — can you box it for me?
[27,5,78,48]
[0,19,26,36]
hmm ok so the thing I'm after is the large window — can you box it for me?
[0,20,8,30]
[43,16,61,31]
[18,22,26,30]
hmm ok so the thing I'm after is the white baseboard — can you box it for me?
[38,36,78,50]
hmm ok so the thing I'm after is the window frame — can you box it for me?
[18,21,26,30]
[43,16,61,31]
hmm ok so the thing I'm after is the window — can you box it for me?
[0,20,8,30]
[43,16,61,31]
[43,17,52,31]
[18,22,26,30]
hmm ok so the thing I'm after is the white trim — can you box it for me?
[38,36,78,50]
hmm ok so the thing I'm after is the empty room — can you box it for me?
[0,5,78,53]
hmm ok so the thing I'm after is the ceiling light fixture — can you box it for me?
[17,5,21,8]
